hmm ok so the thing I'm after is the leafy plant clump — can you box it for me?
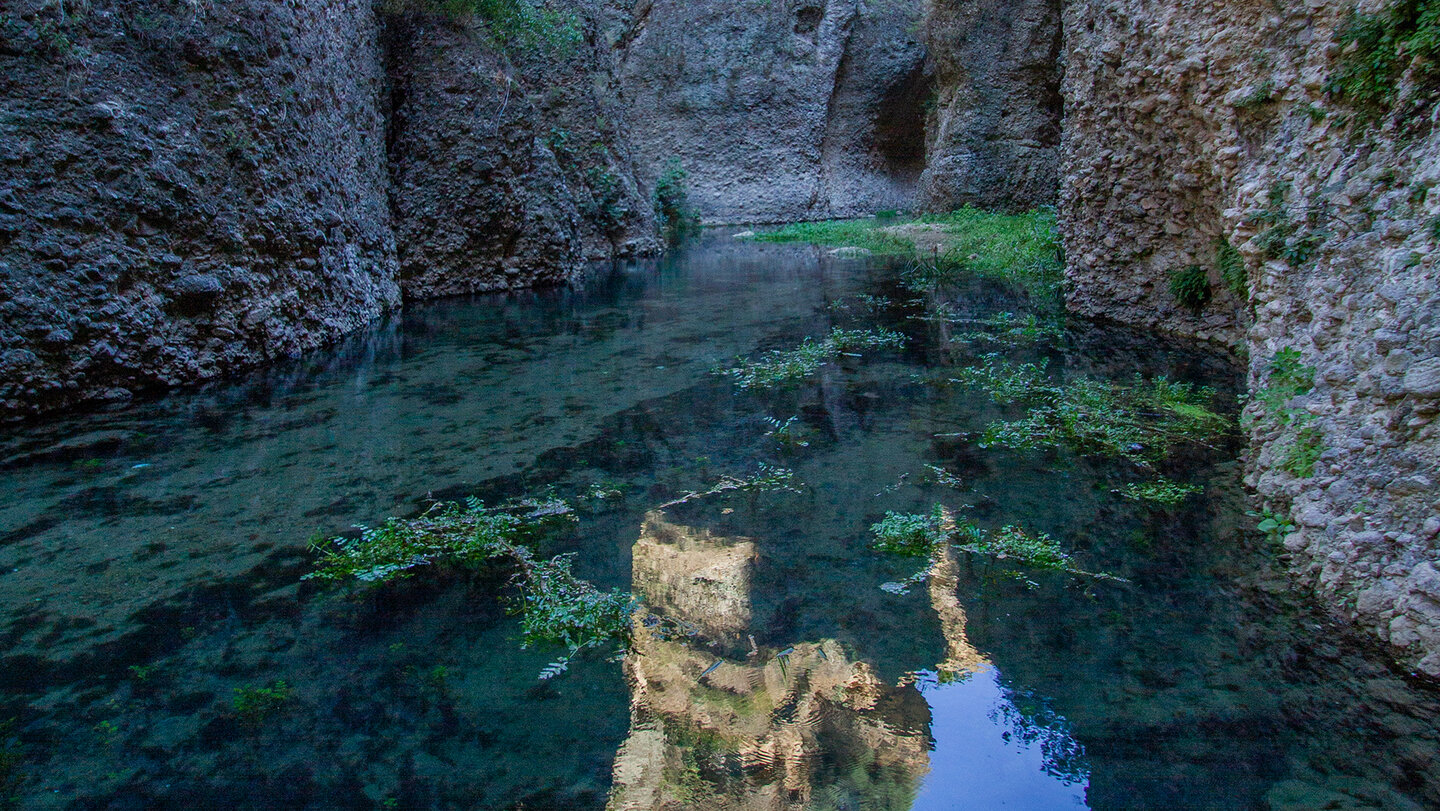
[1215,237,1248,300]
[1326,0,1440,115]
[1256,347,1316,421]
[870,507,952,556]
[952,354,1230,463]
[1280,424,1325,478]
[232,681,294,727]
[1251,182,1328,267]
[951,311,1065,346]
[308,497,634,672]
[869,507,1119,580]
[654,159,700,242]
[1117,477,1203,506]
[390,0,583,56]
[1168,265,1212,310]
[717,328,906,389]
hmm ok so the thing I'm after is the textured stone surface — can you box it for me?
[387,6,661,299]
[1059,0,1440,675]
[919,0,1062,210]
[611,0,930,223]
[0,0,401,419]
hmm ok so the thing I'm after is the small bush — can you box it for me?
[232,681,294,727]
[1280,424,1325,478]
[654,159,698,242]
[1169,265,1212,310]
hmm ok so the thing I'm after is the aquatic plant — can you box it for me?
[1168,265,1212,311]
[869,506,1120,581]
[717,328,905,389]
[1117,478,1203,507]
[951,311,1065,346]
[656,465,802,508]
[232,681,294,728]
[871,507,951,556]
[309,497,636,674]
[762,415,810,450]
[952,354,1230,463]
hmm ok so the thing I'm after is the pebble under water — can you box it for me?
[0,236,1437,810]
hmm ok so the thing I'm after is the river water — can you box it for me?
[0,236,1436,809]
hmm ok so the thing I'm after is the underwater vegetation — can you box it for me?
[715,328,906,389]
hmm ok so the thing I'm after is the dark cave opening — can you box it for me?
[872,62,932,178]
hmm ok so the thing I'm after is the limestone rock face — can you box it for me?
[0,0,401,418]
[1059,0,1440,675]
[387,8,661,299]
[611,0,930,223]
[919,0,1062,211]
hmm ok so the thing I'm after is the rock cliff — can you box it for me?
[0,0,401,418]
[611,0,931,223]
[1059,0,1440,677]
[919,0,1063,210]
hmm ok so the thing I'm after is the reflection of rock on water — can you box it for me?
[611,513,983,810]
[631,512,758,644]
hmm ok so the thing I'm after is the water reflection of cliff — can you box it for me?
[610,513,989,810]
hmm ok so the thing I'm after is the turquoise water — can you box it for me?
[0,236,1436,809]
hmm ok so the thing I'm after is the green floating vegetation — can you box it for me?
[756,207,1064,302]
[1326,0,1440,115]
[1117,477,1203,507]
[308,497,635,671]
[950,311,1065,347]
[952,354,1231,463]
[1168,265,1212,311]
[717,328,905,389]
[870,506,1119,580]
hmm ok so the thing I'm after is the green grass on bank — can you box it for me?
[754,207,1064,301]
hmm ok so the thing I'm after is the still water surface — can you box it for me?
[0,236,1437,809]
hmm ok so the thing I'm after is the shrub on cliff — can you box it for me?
[1327,0,1440,115]
[383,0,582,57]
[654,159,699,242]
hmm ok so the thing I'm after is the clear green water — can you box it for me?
[0,236,1436,809]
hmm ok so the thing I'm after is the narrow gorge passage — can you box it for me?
[1,0,1438,808]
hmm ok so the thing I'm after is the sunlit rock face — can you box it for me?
[1059,0,1440,677]
[610,0,930,224]
[612,515,997,810]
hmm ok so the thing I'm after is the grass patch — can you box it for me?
[756,207,1064,302]
[951,354,1230,464]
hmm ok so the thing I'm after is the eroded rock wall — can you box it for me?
[0,0,401,418]
[611,0,930,223]
[386,5,661,299]
[1060,0,1440,676]
[919,0,1063,211]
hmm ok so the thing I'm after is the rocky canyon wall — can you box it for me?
[610,0,932,223]
[919,0,1063,210]
[0,0,401,418]
[1059,0,1440,677]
